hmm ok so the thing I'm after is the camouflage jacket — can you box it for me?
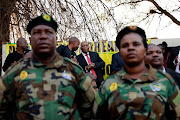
[94,64,180,120]
[0,53,95,120]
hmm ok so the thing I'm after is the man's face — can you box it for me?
[145,44,164,69]
[73,40,80,51]
[81,41,89,53]
[119,33,146,67]
[30,25,57,58]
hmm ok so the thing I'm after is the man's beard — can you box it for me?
[150,57,162,69]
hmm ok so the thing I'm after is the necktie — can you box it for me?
[86,54,97,78]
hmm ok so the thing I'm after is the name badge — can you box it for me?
[150,82,161,91]
[62,70,72,80]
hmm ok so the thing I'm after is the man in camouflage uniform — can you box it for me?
[0,14,95,120]
[93,26,180,120]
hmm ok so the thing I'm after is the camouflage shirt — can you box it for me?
[94,65,180,120]
[0,53,95,120]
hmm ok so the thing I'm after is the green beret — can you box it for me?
[115,26,147,49]
[27,14,58,34]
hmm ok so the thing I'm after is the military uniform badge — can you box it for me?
[20,70,28,80]
[150,82,161,91]
[62,70,72,80]
[110,82,117,91]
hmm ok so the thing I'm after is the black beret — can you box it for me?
[115,26,147,49]
[27,14,58,34]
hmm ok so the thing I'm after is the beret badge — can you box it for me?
[129,26,137,31]
[115,25,147,49]
[27,14,58,34]
[42,14,51,22]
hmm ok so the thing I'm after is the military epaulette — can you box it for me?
[63,57,84,71]
[157,69,174,85]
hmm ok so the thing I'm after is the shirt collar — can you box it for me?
[82,52,89,56]
[116,64,158,82]
[32,52,64,68]
[162,66,166,73]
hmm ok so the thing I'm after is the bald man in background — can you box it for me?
[56,37,80,63]
[2,37,29,72]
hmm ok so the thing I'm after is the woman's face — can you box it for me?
[119,33,146,67]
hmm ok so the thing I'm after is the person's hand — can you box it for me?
[92,80,98,92]
[71,56,78,64]
[85,64,91,70]
[174,56,180,66]
[11,61,17,66]
[175,56,178,63]
[85,66,89,70]
[89,62,95,69]
[85,63,95,70]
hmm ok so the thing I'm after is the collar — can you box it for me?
[32,52,64,68]
[162,66,166,73]
[116,64,158,83]
[67,45,72,51]
[82,52,89,56]
[16,50,24,55]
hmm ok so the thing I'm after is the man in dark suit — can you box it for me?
[167,46,180,71]
[111,52,125,74]
[145,44,180,88]
[77,41,105,88]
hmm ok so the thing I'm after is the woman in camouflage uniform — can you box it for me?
[94,26,180,120]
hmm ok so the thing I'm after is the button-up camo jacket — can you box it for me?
[94,64,180,120]
[0,53,95,120]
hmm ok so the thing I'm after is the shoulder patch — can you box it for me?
[20,70,28,80]
[110,82,117,91]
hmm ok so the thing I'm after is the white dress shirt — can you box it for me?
[82,52,92,73]
[162,66,166,73]
[82,52,91,65]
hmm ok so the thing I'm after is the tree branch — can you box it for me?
[148,0,180,26]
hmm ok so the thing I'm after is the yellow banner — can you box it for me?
[57,41,118,79]
[4,40,151,79]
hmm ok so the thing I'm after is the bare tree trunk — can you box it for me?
[0,0,16,75]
